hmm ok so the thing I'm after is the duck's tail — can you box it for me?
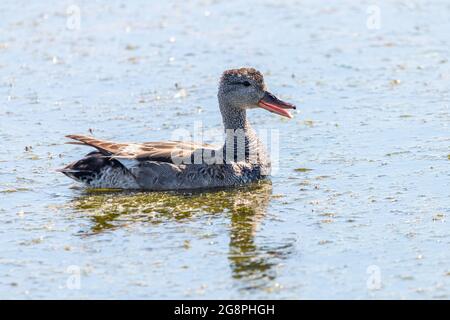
[59,151,139,189]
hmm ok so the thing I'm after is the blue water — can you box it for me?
[0,0,449,299]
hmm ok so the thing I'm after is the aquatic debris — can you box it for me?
[28,154,40,160]
[125,44,138,50]
[294,168,313,172]
[303,120,314,127]
[20,237,44,246]
[432,213,445,221]
[70,181,272,233]
[128,56,140,64]
[385,151,411,157]
[174,88,188,99]
[390,79,401,86]
[319,212,335,218]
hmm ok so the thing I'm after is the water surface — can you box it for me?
[0,0,449,299]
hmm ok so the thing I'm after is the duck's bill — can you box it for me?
[258,91,296,119]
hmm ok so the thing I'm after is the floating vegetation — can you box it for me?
[318,240,333,245]
[294,168,313,172]
[69,180,293,288]
[70,181,273,234]
[0,187,31,193]
[385,151,411,157]
[127,56,140,64]
[432,213,445,221]
[125,44,139,51]
[303,120,314,127]
[27,154,40,160]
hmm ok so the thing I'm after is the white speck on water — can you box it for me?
[0,0,449,300]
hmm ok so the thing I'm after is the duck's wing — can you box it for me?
[65,134,217,164]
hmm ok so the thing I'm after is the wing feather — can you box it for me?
[65,134,217,164]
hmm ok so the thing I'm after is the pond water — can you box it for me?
[0,0,449,299]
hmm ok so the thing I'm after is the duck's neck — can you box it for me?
[219,101,268,165]
[221,104,251,131]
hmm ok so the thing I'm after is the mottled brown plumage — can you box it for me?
[65,134,215,162]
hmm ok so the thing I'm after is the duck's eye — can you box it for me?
[243,81,251,87]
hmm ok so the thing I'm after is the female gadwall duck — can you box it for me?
[60,68,296,190]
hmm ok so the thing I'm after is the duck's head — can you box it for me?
[218,67,296,119]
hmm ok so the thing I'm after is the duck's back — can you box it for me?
[60,135,269,190]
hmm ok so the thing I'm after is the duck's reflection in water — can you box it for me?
[70,181,294,291]
[227,193,294,291]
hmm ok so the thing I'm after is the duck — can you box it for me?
[59,68,296,190]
